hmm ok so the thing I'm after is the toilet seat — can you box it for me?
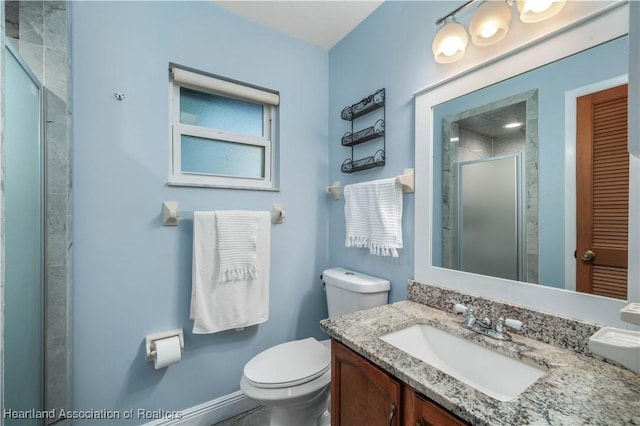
[244,338,330,389]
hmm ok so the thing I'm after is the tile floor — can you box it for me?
[213,406,271,426]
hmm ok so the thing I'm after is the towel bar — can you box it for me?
[326,168,414,199]
[162,202,285,226]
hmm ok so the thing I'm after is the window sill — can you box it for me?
[167,181,280,192]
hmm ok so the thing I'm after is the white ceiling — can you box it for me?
[213,1,384,49]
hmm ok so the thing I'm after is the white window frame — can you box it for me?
[168,66,279,190]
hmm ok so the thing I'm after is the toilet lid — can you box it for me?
[244,338,330,389]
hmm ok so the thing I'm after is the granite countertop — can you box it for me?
[320,300,640,426]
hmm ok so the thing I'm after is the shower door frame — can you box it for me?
[3,40,47,419]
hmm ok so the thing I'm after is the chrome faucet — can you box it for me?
[454,304,522,341]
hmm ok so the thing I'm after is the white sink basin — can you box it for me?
[379,324,546,402]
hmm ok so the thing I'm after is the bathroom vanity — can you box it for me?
[332,339,468,426]
[320,282,640,426]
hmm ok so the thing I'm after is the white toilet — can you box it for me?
[240,267,391,426]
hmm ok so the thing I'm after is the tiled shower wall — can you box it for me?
[4,1,71,422]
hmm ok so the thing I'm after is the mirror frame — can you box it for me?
[414,2,637,327]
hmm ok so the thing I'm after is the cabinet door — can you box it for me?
[403,387,469,426]
[331,340,401,426]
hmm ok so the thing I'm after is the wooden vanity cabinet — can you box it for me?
[402,387,470,426]
[331,340,401,426]
[331,340,470,426]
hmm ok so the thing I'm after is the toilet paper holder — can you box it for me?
[145,329,184,362]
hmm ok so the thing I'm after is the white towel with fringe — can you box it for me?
[216,211,259,282]
[190,210,270,334]
[344,177,403,257]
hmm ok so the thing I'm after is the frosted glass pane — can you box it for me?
[4,47,43,418]
[181,135,265,178]
[459,156,519,280]
[180,87,263,136]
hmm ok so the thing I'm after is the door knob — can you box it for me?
[580,250,596,261]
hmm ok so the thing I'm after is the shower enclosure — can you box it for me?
[3,42,45,422]
[456,154,524,281]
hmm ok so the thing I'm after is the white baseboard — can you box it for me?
[144,391,260,426]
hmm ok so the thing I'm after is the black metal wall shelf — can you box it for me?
[340,88,386,173]
[341,150,385,174]
[341,119,385,147]
[341,88,385,121]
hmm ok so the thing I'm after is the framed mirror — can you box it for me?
[414,2,637,326]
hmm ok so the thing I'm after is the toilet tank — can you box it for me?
[322,267,390,318]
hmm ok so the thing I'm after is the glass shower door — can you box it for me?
[456,154,523,281]
[4,43,44,422]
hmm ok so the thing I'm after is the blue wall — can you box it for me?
[327,1,445,303]
[327,1,469,302]
[72,1,329,419]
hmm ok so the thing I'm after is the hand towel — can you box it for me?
[190,211,270,334]
[344,177,403,257]
[215,211,259,282]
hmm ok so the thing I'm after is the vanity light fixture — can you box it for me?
[469,1,513,46]
[433,0,566,63]
[432,18,469,64]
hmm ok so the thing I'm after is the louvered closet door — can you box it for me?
[576,84,628,299]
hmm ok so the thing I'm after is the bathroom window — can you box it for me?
[169,65,279,190]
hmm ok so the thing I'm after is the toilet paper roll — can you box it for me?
[153,336,182,369]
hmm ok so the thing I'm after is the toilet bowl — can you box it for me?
[240,267,390,426]
[240,338,331,426]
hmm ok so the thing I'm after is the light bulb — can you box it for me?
[530,0,553,13]
[517,0,566,23]
[469,1,512,47]
[480,22,499,39]
[441,37,465,57]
